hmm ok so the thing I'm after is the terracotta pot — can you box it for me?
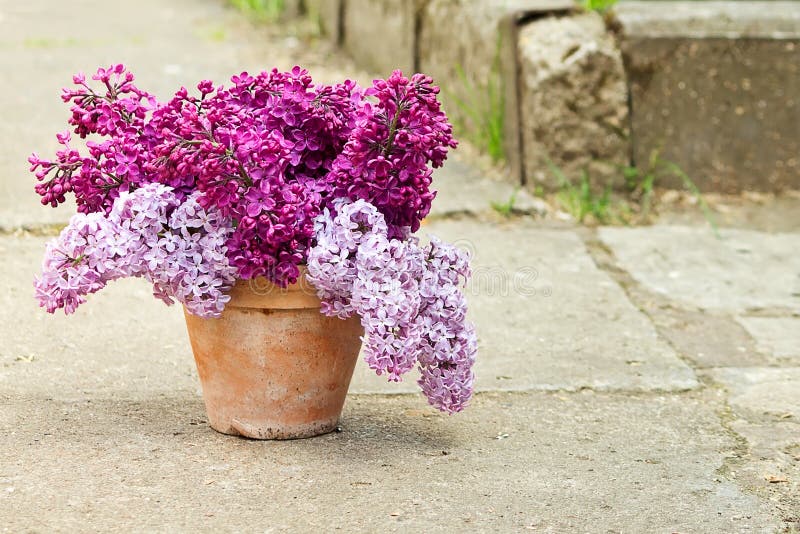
[183,271,363,440]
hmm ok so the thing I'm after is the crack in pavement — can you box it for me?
[579,226,799,526]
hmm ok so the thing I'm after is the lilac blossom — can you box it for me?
[307,199,388,318]
[30,66,156,214]
[35,184,236,318]
[307,200,476,413]
[143,68,362,286]
[325,71,457,238]
[31,65,456,287]
[34,212,121,314]
[31,66,362,287]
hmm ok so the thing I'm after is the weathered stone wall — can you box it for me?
[623,38,800,192]
[417,0,573,184]
[342,0,418,74]
[302,0,342,43]
[282,0,303,19]
[518,13,629,189]
[418,0,505,123]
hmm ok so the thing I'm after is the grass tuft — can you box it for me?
[546,152,718,231]
[446,35,505,164]
[491,188,520,217]
[581,0,618,13]
[229,0,285,22]
[549,162,612,224]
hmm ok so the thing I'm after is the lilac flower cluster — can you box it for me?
[307,200,476,413]
[31,65,456,286]
[34,183,236,318]
[29,65,156,214]
[326,71,457,238]
[143,68,363,284]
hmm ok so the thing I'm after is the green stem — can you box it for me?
[383,103,405,156]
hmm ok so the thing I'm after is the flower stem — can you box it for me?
[383,102,405,156]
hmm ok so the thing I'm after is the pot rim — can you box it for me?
[226,266,322,310]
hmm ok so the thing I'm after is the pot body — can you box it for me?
[184,274,363,439]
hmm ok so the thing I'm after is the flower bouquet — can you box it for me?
[31,65,477,438]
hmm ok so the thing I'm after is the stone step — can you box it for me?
[616,1,800,38]
[616,1,800,193]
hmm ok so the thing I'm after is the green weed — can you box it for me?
[581,0,618,13]
[549,162,612,224]
[546,152,718,231]
[621,149,660,220]
[664,161,720,236]
[229,0,285,22]
[203,27,228,42]
[446,35,505,163]
[624,150,718,233]
[491,188,520,217]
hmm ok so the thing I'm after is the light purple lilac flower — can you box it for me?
[35,183,236,318]
[307,200,476,413]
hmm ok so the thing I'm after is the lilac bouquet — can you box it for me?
[31,65,476,412]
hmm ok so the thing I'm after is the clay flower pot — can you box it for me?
[183,271,363,439]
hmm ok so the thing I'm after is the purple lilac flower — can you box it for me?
[140,68,364,286]
[30,65,156,214]
[31,66,456,288]
[35,183,236,318]
[325,71,457,238]
[34,212,122,314]
[307,200,476,413]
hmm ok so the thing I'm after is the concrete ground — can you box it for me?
[0,0,798,532]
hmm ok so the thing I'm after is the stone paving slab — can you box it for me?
[0,0,367,230]
[0,391,778,532]
[598,226,800,314]
[706,367,800,420]
[407,220,697,393]
[702,367,800,518]
[647,308,769,369]
[589,233,783,370]
[727,417,800,515]
[736,316,800,364]
[0,235,189,398]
